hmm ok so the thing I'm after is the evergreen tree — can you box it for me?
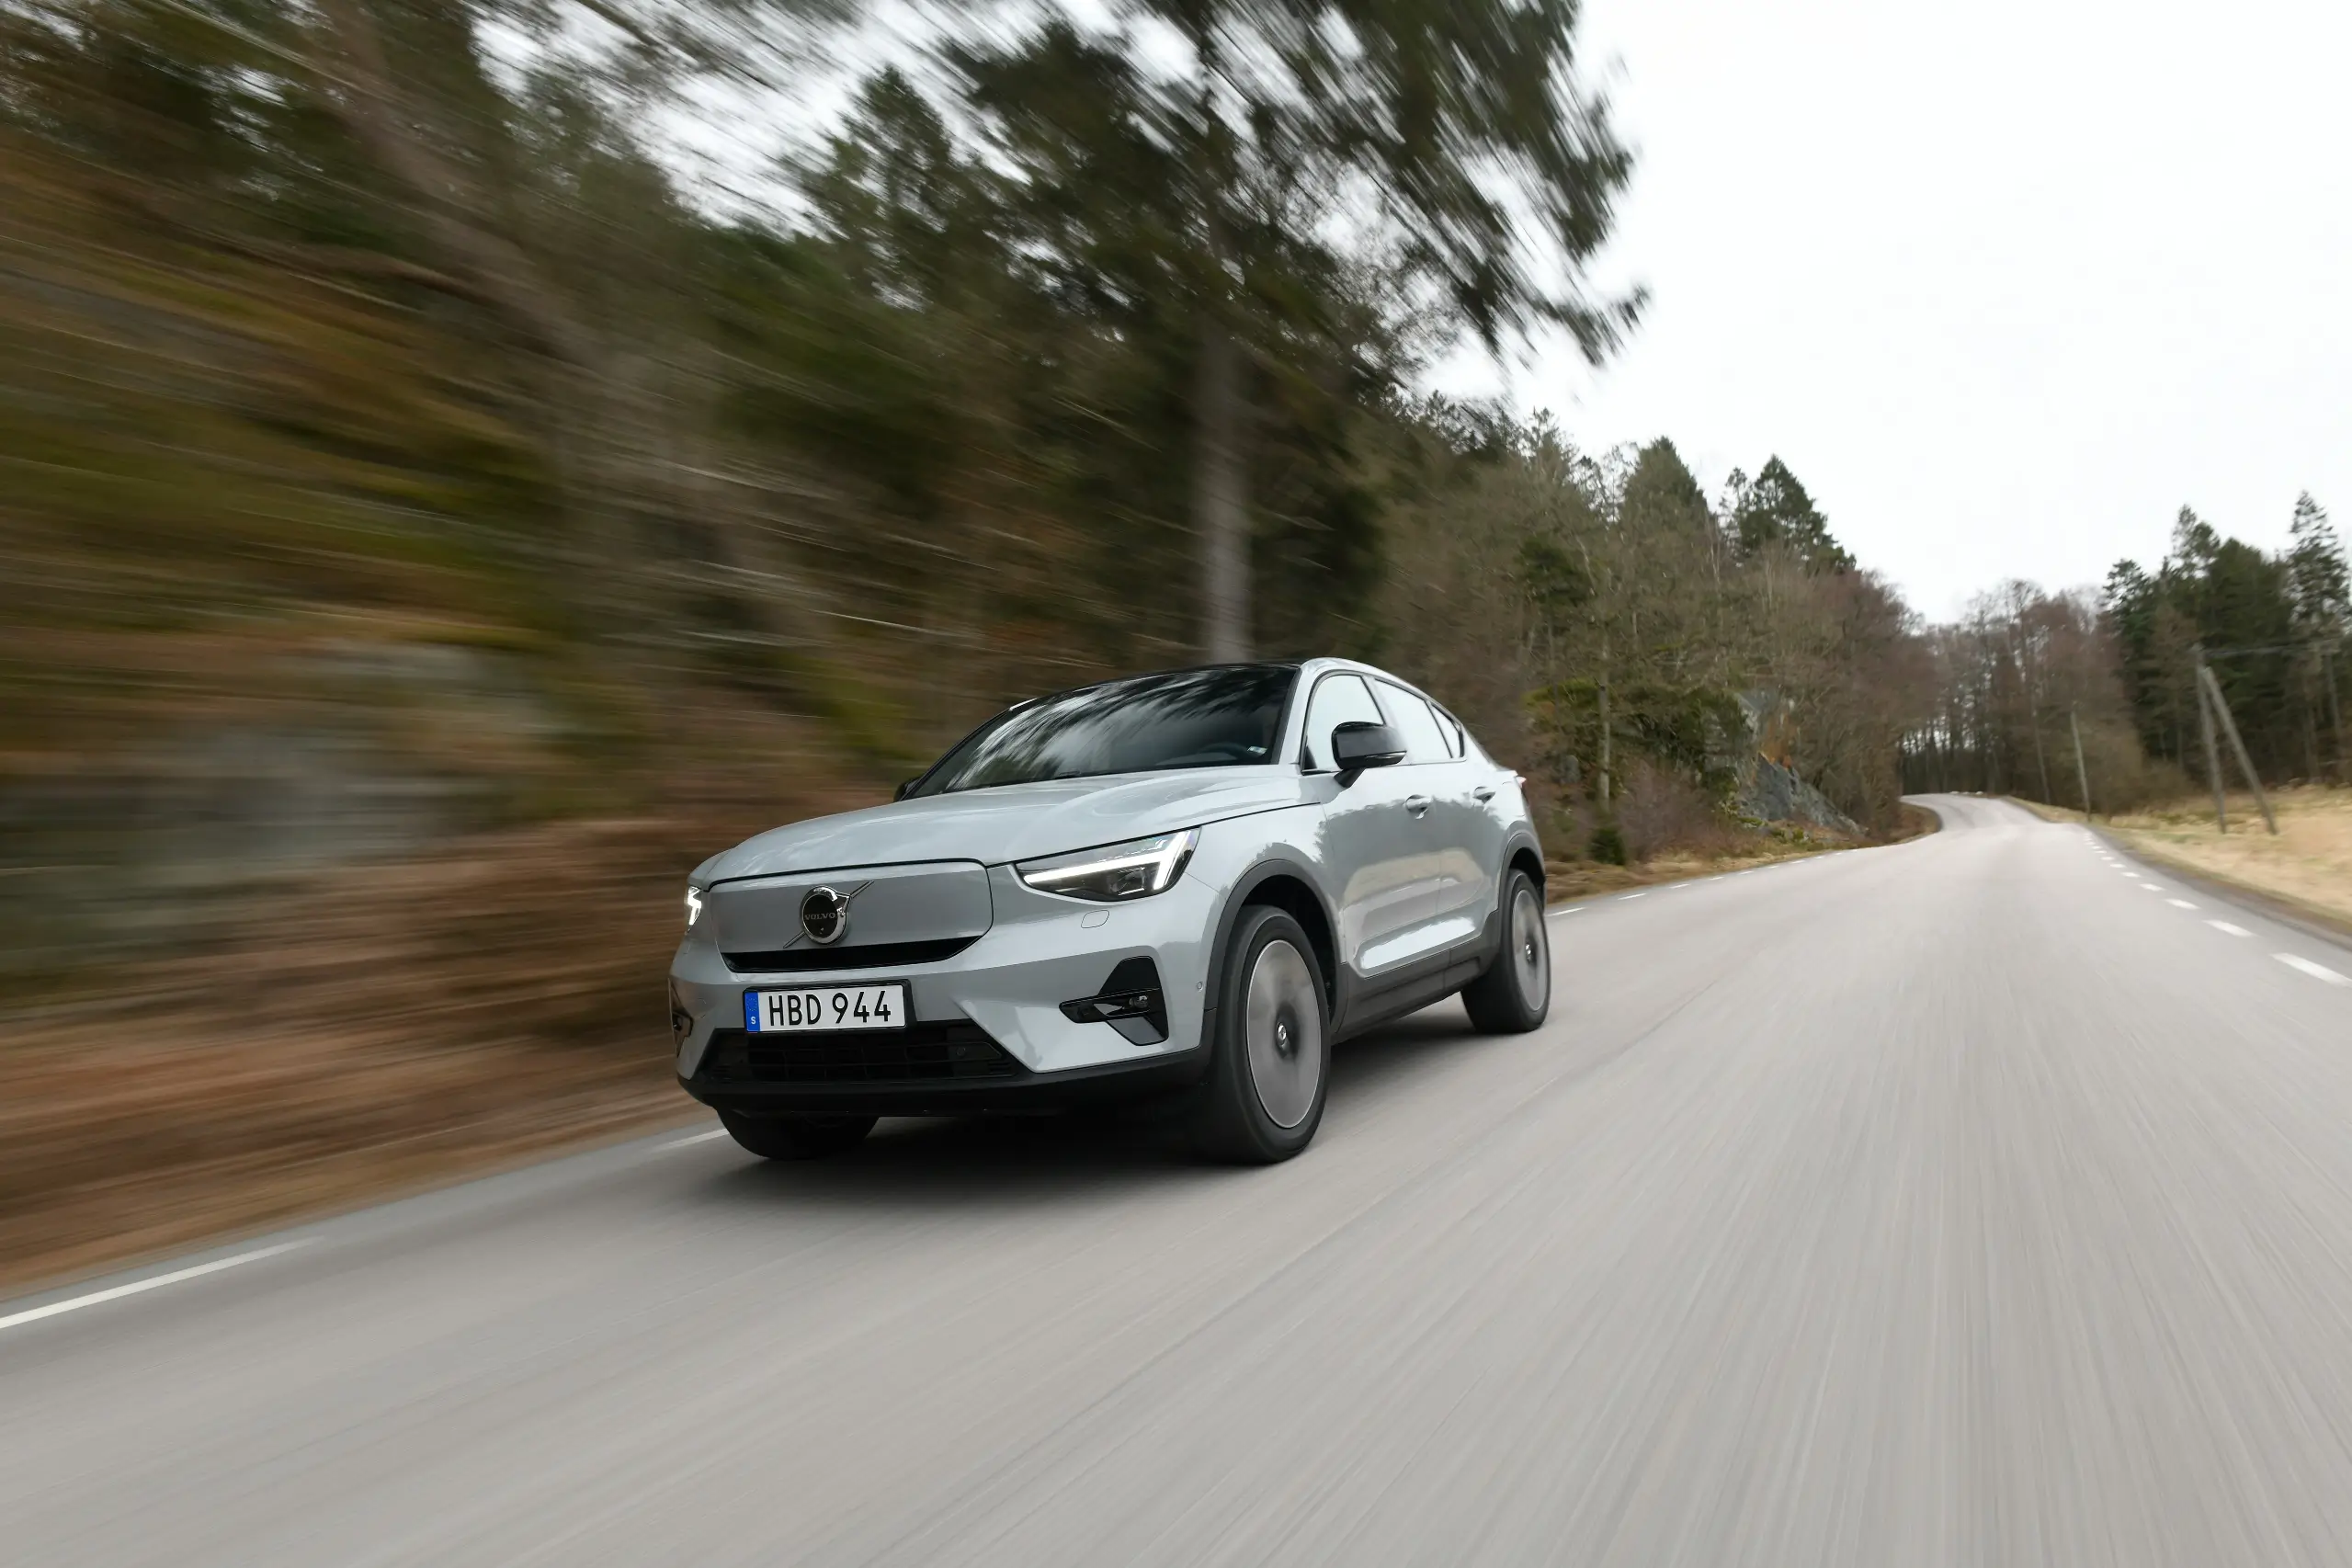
[2287,492,2348,633]
[1731,457,1853,573]
[1619,438,1712,536]
[949,0,1638,661]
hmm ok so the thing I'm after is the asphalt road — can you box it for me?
[10,795,2352,1566]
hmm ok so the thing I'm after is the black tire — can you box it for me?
[1461,868,1551,1034]
[718,1110,876,1161]
[1191,906,1331,1164]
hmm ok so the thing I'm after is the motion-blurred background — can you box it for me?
[3,0,2344,1286]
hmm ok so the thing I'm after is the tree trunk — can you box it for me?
[1193,319,1249,663]
[312,0,595,370]
[2327,648,2346,784]
[1596,635,1612,810]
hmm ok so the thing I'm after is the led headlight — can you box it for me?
[684,885,704,928]
[1016,828,1199,903]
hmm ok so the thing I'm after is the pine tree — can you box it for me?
[949,0,1638,661]
[2287,493,2348,632]
[1731,456,1853,573]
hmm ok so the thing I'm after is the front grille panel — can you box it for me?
[697,1021,1020,1085]
[706,861,991,962]
[722,937,979,974]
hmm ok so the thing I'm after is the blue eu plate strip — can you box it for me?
[743,991,760,1031]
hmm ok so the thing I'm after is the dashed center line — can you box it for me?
[2276,954,2352,987]
[1547,905,1585,918]
[654,1128,730,1152]
[2209,921,2253,937]
[2167,899,2198,909]
[1618,892,1647,902]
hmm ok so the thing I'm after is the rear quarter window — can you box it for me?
[1375,683,1453,764]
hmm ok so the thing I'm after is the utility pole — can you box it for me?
[2199,662,2278,835]
[2069,706,2093,822]
[2196,648,2228,833]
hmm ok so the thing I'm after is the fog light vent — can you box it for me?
[1060,957,1168,1045]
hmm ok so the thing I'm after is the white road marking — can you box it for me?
[655,1128,730,1152]
[2167,899,2198,909]
[2209,921,2254,937]
[1546,905,1585,918]
[2140,884,2165,893]
[0,1242,307,1335]
[1619,892,1647,901]
[2276,954,2352,986]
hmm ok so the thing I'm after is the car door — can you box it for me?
[1301,672,1437,982]
[1373,681,1505,954]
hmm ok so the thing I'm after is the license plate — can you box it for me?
[743,983,908,1034]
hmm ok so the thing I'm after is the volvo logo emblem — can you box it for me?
[800,885,855,945]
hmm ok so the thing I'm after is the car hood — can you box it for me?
[695,767,1311,883]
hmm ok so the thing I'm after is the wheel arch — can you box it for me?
[1234,869,1339,1007]
[1200,857,1344,1048]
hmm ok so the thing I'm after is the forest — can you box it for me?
[3,0,2343,994]
[1906,496,2351,812]
[2,0,1925,984]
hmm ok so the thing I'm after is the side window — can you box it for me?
[1376,683,1453,764]
[1301,674,1385,771]
[1433,706,1466,759]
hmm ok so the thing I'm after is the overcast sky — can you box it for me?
[1437,0,2351,620]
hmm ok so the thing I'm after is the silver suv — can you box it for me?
[669,660,1551,1163]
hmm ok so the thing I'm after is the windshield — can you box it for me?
[909,665,1298,796]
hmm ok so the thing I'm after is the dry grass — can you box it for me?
[1545,838,1846,903]
[1541,801,1933,903]
[2089,787,2352,932]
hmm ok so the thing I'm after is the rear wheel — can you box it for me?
[1191,906,1330,1164]
[1461,868,1551,1033]
[718,1110,876,1161]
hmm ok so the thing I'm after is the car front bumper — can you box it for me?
[668,863,1217,1114]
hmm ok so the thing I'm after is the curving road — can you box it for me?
[9,796,2352,1565]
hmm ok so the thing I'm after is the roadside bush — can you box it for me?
[1618,760,1744,860]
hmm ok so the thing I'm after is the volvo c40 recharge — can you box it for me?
[670,660,1551,1163]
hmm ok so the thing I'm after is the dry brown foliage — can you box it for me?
[0,776,881,1291]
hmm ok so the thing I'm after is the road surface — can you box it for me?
[8,795,2352,1566]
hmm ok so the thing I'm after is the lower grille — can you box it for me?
[696,1021,1020,1085]
[722,937,979,974]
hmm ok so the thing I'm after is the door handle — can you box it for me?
[1403,794,1432,814]
[1472,786,1496,802]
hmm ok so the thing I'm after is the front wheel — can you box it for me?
[1190,906,1330,1164]
[718,1110,876,1161]
[1460,869,1551,1034]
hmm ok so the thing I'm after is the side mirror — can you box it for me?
[1330,722,1406,784]
[892,778,920,801]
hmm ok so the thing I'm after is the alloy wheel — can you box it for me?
[1244,937,1324,1129]
[1510,883,1550,1013]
